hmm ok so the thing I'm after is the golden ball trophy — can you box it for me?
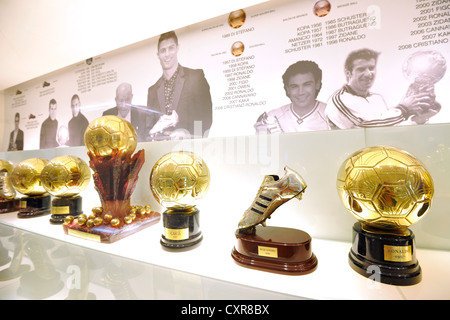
[231,166,317,275]
[337,146,434,285]
[41,155,90,224]
[10,158,51,218]
[150,151,210,249]
[0,160,20,213]
[63,116,160,243]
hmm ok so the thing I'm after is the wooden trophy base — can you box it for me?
[50,196,83,224]
[0,198,20,213]
[349,222,421,286]
[63,212,161,243]
[161,208,202,249]
[232,225,317,275]
[17,195,51,218]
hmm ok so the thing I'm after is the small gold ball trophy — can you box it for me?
[0,160,20,213]
[41,155,90,224]
[150,151,210,249]
[10,158,51,218]
[63,116,160,243]
[337,146,434,285]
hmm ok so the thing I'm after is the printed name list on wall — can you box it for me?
[3,0,449,151]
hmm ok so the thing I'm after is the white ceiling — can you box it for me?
[0,0,266,91]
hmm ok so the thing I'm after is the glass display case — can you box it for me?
[0,126,449,299]
[1,0,449,300]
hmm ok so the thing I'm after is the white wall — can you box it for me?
[0,0,267,91]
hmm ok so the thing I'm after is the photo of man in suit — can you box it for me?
[146,31,213,140]
[103,82,146,142]
[40,99,59,149]
[8,112,24,151]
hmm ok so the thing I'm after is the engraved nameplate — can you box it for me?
[68,229,101,242]
[165,228,189,241]
[384,245,412,262]
[258,246,278,258]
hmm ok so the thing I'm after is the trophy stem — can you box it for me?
[101,199,131,220]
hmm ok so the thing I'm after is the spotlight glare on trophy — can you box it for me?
[0,160,20,213]
[337,146,434,285]
[63,115,160,243]
[10,158,51,218]
[41,155,90,224]
[150,151,210,249]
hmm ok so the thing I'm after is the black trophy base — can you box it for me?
[161,208,202,249]
[17,195,51,218]
[232,226,318,275]
[0,198,20,213]
[50,196,83,224]
[349,222,422,286]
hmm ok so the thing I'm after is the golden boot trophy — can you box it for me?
[232,166,317,275]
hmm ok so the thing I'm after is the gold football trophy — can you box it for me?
[10,158,51,218]
[41,155,90,224]
[150,151,210,249]
[337,146,434,285]
[0,160,20,213]
[63,116,160,243]
[231,166,317,275]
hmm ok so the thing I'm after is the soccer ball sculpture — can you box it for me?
[150,151,210,210]
[84,115,137,158]
[41,155,90,198]
[11,158,49,196]
[336,145,434,230]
